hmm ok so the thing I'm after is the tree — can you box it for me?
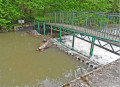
[0,0,119,30]
[0,0,22,29]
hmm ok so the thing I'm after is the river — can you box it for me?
[0,31,92,87]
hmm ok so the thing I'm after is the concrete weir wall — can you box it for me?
[62,59,120,87]
[53,42,101,70]
[14,25,34,31]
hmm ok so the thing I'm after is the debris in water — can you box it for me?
[37,39,53,51]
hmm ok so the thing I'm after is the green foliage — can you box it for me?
[0,0,22,29]
[0,0,119,30]
[35,17,49,22]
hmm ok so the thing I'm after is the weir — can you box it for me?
[32,12,120,86]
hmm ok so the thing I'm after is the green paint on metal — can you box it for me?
[60,12,61,23]
[89,37,95,57]
[62,13,64,24]
[60,28,62,42]
[45,11,120,42]
[44,22,120,43]
[72,31,75,50]
[111,16,116,40]
[104,15,109,37]
[72,12,74,25]
[51,25,53,36]
[100,15,103,29]
[55,12,56,23]
[38,22,40,34]
[35,21,120,58]
[39,22,120,43]
[35,21,120,43]
[49,13,50,23]
[44,22,45,35]
[85,13,89,33]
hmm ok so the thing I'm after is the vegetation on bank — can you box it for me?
[0,0,119,31]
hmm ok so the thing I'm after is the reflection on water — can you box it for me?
[0,32,92,87]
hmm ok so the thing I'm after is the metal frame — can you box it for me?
[45,11,120,41]
[34,21,120,58]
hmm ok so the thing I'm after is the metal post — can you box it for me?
[49,13,50,23]
[51,25,52,36]
[55,12,56,23]
[72,31,75,49]
[62,12,64,25]
[59,12,61,23]
[89,37,95,57]
[34,20,35,30]
[60,28,62,43]
[66,12,68,24]
[44,22,45,35]
[72,12,74,25]
[38,22,40,34]
[104,15,109,37]
[100,15,103,29]
[85,13,89,33]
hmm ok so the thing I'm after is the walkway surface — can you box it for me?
[50,23,120,46]
[63,58,120,87]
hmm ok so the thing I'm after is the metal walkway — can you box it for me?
[34,11,120,57]
[50,23,120,42]
[45,11,120,41]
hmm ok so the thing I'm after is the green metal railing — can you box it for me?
[34,21,120,57]
[44,11,120,41]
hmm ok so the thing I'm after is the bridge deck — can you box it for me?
[50,23,120,46]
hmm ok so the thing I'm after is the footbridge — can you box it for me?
[34,11,120,58]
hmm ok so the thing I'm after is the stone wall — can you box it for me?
[62,59,120,87]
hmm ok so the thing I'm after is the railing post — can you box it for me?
[72,31,75,50]
[104,15,109,37]
[60,28,62,43]
[49,13,50,23]
[43,22,45,35]
[89,37,95,57]
[55,12,56,23]
[100,14,103,29]
[85,13,89,33]
[51,25,52,36]
[59,12,61,23]
[38,22,40,34]
[66,12,68,24]
[62,12,64,25]
[34,20,35,30]
[72,12,74,25]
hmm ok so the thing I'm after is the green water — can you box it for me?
[0,32,91,87]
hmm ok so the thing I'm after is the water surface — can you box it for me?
[0,32,91,87]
